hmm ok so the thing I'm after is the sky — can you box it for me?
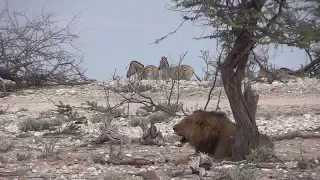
[3,0,308,81]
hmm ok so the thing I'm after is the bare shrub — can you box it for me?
[296,143,320,169]
[84,101,126,118]
[109,81,154,93]
[200,50,215,81]
[149,111,171,123]
[38,138,60,158]
[0,104,9,115]
[0,2,94,90]
[111,52,189,117]
[91,114,108,124]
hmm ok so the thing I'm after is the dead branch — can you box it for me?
[166,51,188,107]
[272,131,320,141]
[106,145,154,166]
[175,51,188,105]
[203,68,218,110]
[204,47,223,110]
[151,19,188,45]
[92,116,132,145]
[294,57,320,76]
[140,120,165,146]
[130,114,166,146]
[215,89,222,111]
[253,51,288,83]
[115,82,178,116]
[188,153,213,176]
[167,79,176,105]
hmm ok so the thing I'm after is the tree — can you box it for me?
[156,0,320,160]
[0,2,93,90]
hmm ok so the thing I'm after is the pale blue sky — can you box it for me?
[4,0,307,81]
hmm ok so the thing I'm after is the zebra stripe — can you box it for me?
[158,56,201,81]
[140,65,159,80]
[126,60,159,80]
[126,60,144,80]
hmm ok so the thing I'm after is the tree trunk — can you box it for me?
[219,30,260,161]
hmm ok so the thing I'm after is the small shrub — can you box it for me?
[135,108,150,117]
[297,159,309,169]
[38,110,57,119]
[103,173,127,180]
[139,105,154,113]
[38,138,59,158]
[149,111,171,123]
[262,112,273,120]
[16,153,32,161]
[0,104,9,115]
[222,167,256,180]
[85,101,125,118]
[130,116,149,127]
[91,114,107,124]
[19,118,62,132]
[53,101,87,124]
[92,154,106,165]
[246,147,277,163]
[18,107,28,112]
[0,140,14,153]
[110,81,154,93]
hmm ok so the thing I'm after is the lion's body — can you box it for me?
[173,110,274,159]
[225,133,275,158]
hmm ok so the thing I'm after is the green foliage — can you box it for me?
[19,118,62,132]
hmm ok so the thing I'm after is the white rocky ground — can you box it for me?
[0,77,319,180]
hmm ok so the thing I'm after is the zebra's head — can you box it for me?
[158,56,169,70]
[126,60,144,78]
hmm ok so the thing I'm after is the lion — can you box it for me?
[173,110,274,159]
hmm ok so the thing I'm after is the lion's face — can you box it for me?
[173,115,209,143]
[173,117,194,141]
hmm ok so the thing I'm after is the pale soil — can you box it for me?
[0,78,320,180]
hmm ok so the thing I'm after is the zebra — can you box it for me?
[126,60,159,80]
[140,65,159,80]
[126,60,144,81]
[158,56,201,81]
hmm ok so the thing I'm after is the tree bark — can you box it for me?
[219,29,260,161]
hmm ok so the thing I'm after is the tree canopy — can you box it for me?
[170,0,320,50]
